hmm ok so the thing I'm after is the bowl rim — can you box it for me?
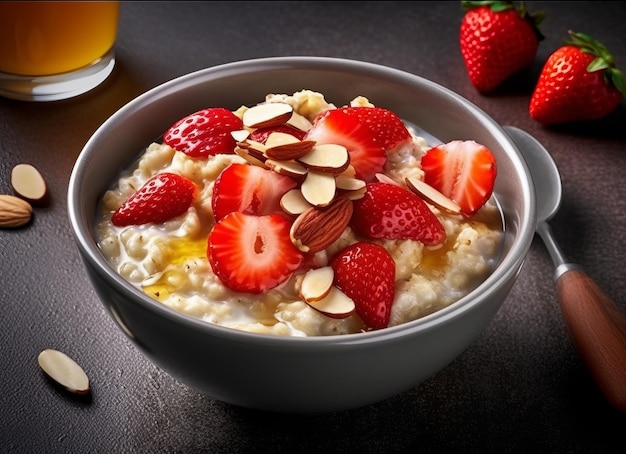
[68,56,536,346]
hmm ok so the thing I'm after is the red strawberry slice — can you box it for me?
[208,212,304,294]
[163,107,243,158]
[248,124,307,143]
[330,241,395,330]
[111,172,196,226]
[420,140,497,217]
[304,109,385,182]
[212,163,298,221]
[351,182,446,246]
[338,106,411,152]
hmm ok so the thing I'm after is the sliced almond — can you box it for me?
[290,196,353,253]
[237,139,268,163]
[280,188,312,215]
[265,159,308,179]
[287,112,313,132]
[336,175,367,201]
[299,266,335,302]
[335,175,366,191]
[0,194,33,228]
[238,138,267,154]
[230,129,251,142]
[264,131,299,148]
[37,349,90,395]
[337,165,356,179]
[297,143,350,174]
[342,186,367,201]
[300,171,336,206]
[234,146,267,167]
[243,102,293,129]
[11,163,47,203]
[405,176,461,214]
[306,285,356,319]
[375,173,401,186]
[265,132,316,160]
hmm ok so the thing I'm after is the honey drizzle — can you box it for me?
[142,236,208,301]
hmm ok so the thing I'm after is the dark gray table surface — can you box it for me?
[2,2,625,453]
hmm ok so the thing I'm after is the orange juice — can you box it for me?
[0,2,120,76]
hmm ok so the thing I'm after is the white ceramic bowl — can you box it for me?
[68,56,535,413]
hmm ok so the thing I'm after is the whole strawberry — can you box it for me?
[460,1,544,93]
[111,172,196,226]
[529,31,626,125]
[330,242,396,330]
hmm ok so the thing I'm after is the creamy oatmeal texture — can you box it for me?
[97,90,503,336]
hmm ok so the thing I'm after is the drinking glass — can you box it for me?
[0,1,120,102]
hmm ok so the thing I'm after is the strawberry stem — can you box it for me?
[461,1,514,12]
[565,30,625,97]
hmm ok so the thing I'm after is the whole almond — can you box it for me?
[290,196,353,253]
[0,194,33,228]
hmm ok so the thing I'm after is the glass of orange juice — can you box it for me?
[0,1,120,102]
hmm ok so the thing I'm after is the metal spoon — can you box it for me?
[504,125,626,413]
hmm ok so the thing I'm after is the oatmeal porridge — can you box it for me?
[96,90,503,337]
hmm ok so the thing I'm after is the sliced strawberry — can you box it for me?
[248,124,307,143]
[163,107,243,158]
[420,140,497,217]
[212,163,298,221]
[111,172,196,227]
[330,242,395,330]
[351,182,446,246]
[304,109,385,182]
[208,212,304,294]
[338,106,411,152]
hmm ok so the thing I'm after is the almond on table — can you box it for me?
[0,194,32,228]
[11,163,48,204]
[37,349,90,396]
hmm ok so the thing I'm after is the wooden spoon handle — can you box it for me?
[556,268,626,413]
